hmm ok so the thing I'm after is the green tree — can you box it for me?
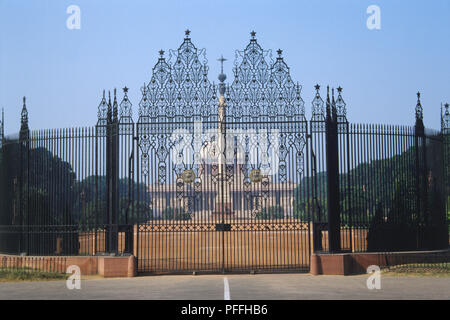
[160,207,191,220]
[255,205,284,219]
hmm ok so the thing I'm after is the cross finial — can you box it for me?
[250,31,256,39]
[185,29,191,37]
[218,55,227,74]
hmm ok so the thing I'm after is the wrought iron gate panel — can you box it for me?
[221,117,310,272]
[133,30,312,273]
[136,118,226,273]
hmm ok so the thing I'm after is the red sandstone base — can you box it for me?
[0,254,136,278]
[98,256,136,277]
[3,249,448,277]
[310,249,450,275]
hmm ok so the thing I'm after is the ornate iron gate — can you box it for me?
[134,31,311,273]
[2,30,446,274]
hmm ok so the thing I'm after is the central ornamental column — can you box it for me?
[213,56,233,217]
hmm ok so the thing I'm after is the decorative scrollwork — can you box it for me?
[138,85,150,119]
[138,30,216,119]
[139,223,216,232]
[292,133,306,175]
[226,164,234,184]
[261,176,269,199]
[176,177,184,200]
[119,87,132,119]
[96,90,108,136]
[228,32,304,119]
[336,87,347,122]
[416,92,423,122]
[231,222,309,232]
[311,84,324,121]
[336,87,349,133]
[137,30,306,121]
[277,133,288,182]
[119,87,134,134]
[442,103,449,133]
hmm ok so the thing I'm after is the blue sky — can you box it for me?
[0,0,449,133]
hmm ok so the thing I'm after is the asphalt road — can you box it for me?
[0,273,449,300]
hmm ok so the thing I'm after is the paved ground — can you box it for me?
[0,273,449,300]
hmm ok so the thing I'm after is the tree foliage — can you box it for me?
[255,205,284,219]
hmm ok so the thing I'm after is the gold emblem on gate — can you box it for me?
[249,169,262,183]
[182,169,195,184]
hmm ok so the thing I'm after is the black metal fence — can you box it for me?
[0,31,448,274]
[0,103,447,266]
[0,127,133,256]
[308,92,449,254]
[336,124,448,253]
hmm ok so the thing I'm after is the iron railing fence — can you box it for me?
[0,128,136,256]
[337,125,448,253]
[0,120,447,259]
[443,123,450,238]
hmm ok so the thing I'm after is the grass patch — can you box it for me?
[382,263,450,277]
[0,268,68,282]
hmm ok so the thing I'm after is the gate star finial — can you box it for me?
[314,84,320,91]
[185,29,191,37]
[250,31,256,39]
